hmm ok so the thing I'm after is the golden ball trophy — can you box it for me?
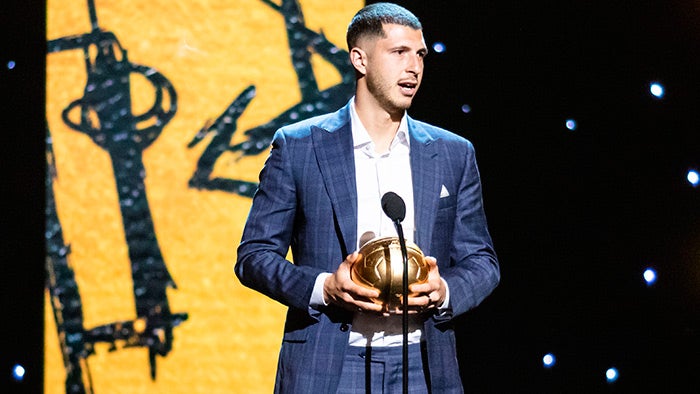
[351,236,429,313]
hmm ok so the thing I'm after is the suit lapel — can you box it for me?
[409,119,440,253]
[312,117,357,255]
[309,110,440,256]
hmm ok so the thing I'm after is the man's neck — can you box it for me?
[354,95,404,154]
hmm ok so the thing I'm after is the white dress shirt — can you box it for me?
[310,98,445,347]
[347,99,423,347]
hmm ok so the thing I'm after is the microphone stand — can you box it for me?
[392,219,409,394]
[382,191,409,394]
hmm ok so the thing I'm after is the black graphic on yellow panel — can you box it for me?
[46,0,359,392]
[47,0,186,392]
[188,0,354,197]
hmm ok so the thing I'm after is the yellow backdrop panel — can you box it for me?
[45,1,362,393]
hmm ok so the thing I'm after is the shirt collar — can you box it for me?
[350,97,410,150]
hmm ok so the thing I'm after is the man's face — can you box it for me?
[362,24,427,114]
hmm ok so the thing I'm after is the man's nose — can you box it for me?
[406,54,422,74]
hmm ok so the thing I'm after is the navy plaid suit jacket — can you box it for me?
[236,101,499,393]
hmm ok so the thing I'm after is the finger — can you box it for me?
[424,293,435,308]
[424,256,438,268]
[346,281,380,299]
[384,306,422,315]
[409,281,435,294]
[427,291,440,308]
[344,251,361,265]
[354,300,383,313]
[406,294,430,308]
[339,291,382,312]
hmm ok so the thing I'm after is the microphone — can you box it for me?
[381,191,410,393]
[381,191,406,223]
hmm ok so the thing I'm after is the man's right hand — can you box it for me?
[323,252,383,313]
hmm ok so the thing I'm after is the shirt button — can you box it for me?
[340,323,349,332]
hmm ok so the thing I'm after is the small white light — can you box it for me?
[461,104,471,114]
[643,268,657,286]
[565,119,577,131]
[542,353,556,368]
[7,60,16,70]
[687,170,699,187]
[650,82,664,98]
[12,364,25,382]
[432,42,446,53]
[606,367,619,383]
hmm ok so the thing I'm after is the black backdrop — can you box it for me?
[397,1,700,392]
[2,0,699,392]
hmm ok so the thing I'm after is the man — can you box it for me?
[235,3,499,393]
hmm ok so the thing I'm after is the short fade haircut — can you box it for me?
[346,2,422,50]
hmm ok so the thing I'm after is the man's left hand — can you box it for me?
[407,256,446,311]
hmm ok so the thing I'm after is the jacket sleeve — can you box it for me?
[234,130,324,312]
[437,140,500,319]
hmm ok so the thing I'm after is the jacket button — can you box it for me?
[340,323,349,332]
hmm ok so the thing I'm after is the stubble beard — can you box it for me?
[366,74,415,116]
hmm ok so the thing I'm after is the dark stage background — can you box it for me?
[2,0,699,392]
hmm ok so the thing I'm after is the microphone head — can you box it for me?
[381,191,406,222]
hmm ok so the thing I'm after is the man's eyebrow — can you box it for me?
[388,44,428,54]
[389,44,411,51]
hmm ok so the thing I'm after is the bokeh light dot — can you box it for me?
[461,104,471,114]
[432,42,446,53]
[649,82,664,98]
[12,364,25,382]
[606,367,619,383]
[643,268,657,285]
[7,60,16,70]
[542,353,556,368]
[687,169,699,187]
[565,119,577,131]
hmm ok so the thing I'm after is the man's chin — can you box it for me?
[398,101,414,111]
[379,95,415,115]
[394,96,415,110]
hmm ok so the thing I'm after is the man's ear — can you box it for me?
[349,47,367,75]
